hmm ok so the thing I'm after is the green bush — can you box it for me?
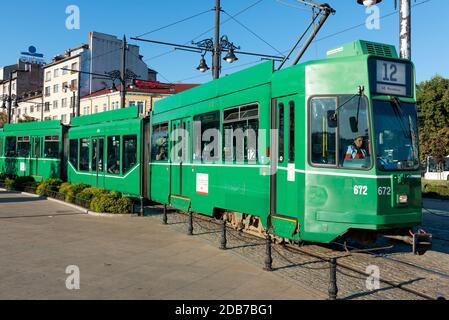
[89,193,132,214]
[36,178,63,196]
[78,187,107,202]
[4,176,35,190]
[422,180,449,199]
[62,183,90,202]
[0,173,7,183]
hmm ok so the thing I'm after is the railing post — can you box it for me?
[263,233,273,271]
[188,211,193,236]
[220,214,227,250]
[328,258,338,300]
[162,204,168,225]
[140,196,144,217]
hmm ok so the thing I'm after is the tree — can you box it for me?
[0,111,6,128]
[417,75,449,164]
[18,115,36,123]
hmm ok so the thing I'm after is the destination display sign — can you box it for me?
[369,58,413,98]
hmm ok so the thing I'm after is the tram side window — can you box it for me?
[107,136,121,174]
[289,102,295,163]
[310,98,337,166]
[69,139,78,170]
[17,136,30,157]
[223,104,259,163]
[193,111,220,162]
[151,123,169,161]
[5,137,17,157]
[123,135,137,174]
[79,138,90,171]
[44,135,60,158]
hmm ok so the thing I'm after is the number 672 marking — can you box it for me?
[354,185,368,196]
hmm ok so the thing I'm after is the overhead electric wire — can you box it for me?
[222,10,285,57]
[135,9,214,39]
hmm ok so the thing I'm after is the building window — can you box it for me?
[30,106,34,113]
[152,123,169,161]
[103,103,107,112]
[83,106,88,115]
[94,105,98,114]
[62,82,68,91]
[137,101,145,114]
[45,71,51,82]
[53,100,58,109]
[62,98,67,108]
[17,108,21,116]
[44,102,50,112]
[123,135,137,174]
[44,135,59,158]
[45,87,51,97]
[69,139,78,169]
[62,66,68,75]
[71,62,78,74]
[61,114,67,123]
[129,101,136,107]
[79,138,90,171]
[53,84,59,94]
[107,136,120,174]
[193,111,220,162]
[71,79,77,90]
[17,136,30,157]
[54,69,59,78]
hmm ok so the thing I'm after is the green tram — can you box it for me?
[0,121,65,182]
[149,40,426,247]
[67,107,145,197]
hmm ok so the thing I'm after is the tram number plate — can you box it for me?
[354,185,368,196]
[377,186,392,196]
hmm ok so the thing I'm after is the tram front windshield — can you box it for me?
[373,100,420,171]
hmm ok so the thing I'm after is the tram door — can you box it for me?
[274,97,298,220]
[92,137,105,188]
[30,137,41,177]
[170,118,191,197]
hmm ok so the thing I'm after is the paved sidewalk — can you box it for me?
[0,190,321,300]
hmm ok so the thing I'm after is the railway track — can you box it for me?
[155,208,449,300]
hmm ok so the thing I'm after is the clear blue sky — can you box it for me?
[0,0,447,84]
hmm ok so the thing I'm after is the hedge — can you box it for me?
[36,178,63,196]
[422,180,449,200]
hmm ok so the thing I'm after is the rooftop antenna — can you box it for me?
[278,1,335,70]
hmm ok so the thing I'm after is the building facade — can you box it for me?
[14,91,43,122]
[80,82,198,116]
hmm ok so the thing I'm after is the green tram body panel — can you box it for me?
[0,121,64,182]
[68,107,143,198]
[149,40,422,244]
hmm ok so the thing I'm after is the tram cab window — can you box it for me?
[5,137,17,157]
[123,135,137,174]
[69,139,78,169]
[310,98,337,165]
[310,96,370,169]
[152,123,169,162]
[193,111,220,162]
[79,138,90,171]
[107,136,121,174]
[338,97,370,169]
[223,104,259,163]
[44,135,60,158]
[17,136,30,157]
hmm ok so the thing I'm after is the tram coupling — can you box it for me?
[383,229,432,255]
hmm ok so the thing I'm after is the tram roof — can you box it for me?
[2,120,62,133]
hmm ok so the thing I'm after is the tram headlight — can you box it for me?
[398,194,408,204]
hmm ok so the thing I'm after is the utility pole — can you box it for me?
[7,71,13,124]
[213,0,221,80]
[120,35,127,108]
[399,0,411,60]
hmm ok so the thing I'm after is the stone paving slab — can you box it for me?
[0,190,321,300]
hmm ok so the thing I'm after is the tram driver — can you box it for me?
[345,135,367,160]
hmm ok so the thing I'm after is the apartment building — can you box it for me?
[14,91,43,122]
[42,45,88,124]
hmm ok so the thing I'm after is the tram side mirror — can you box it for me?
[327,111,338,128]
[350,116,359,133]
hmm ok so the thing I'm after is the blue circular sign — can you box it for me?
[28,46,37,54]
